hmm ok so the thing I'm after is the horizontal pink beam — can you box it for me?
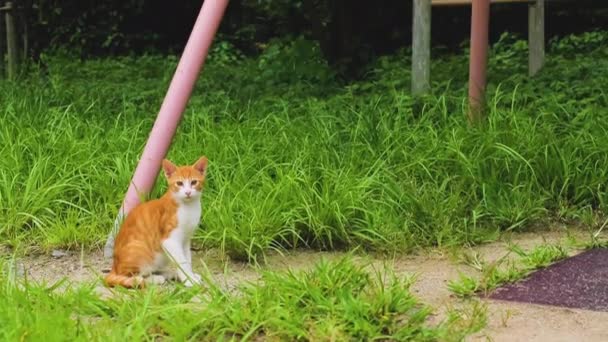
[104,0,229,258]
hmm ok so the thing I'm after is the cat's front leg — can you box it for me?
[184,239,193,271]
[183,239,202,284]
[162,239,202,287]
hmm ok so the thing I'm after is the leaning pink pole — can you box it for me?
[104,0,229,258]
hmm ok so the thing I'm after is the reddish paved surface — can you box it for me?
[489,248,608,312]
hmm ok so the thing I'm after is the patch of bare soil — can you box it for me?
[14,228,608,341]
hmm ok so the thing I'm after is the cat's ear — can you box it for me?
[193,156,208,176]
[162,159,177,178]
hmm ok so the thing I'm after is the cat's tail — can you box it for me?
[104,272,145,289]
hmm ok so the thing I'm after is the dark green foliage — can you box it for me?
[13,0,608,76]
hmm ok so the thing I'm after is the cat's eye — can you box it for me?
[176,181,183,186]
[191,180,198,186]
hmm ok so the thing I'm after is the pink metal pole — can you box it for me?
[104,0,229,258]
[467,0,490,124]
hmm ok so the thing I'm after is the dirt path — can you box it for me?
[15,229,608,341]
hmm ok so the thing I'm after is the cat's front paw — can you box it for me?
[192,273,202,283]
[183,273,202,287]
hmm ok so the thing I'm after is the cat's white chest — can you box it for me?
[176,202,201,236]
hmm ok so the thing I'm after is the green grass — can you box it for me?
[0,256,484,341]
[448,243,571,298]
[4,30,608,339]
[2,32,608,262]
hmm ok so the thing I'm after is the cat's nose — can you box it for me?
[185,191,192,197]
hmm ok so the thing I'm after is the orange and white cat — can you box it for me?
[104,156,208,288]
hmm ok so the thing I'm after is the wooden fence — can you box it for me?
[412,0,545,95]
[0,1,20,79]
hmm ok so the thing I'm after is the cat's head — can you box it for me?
[161,156,208,203]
